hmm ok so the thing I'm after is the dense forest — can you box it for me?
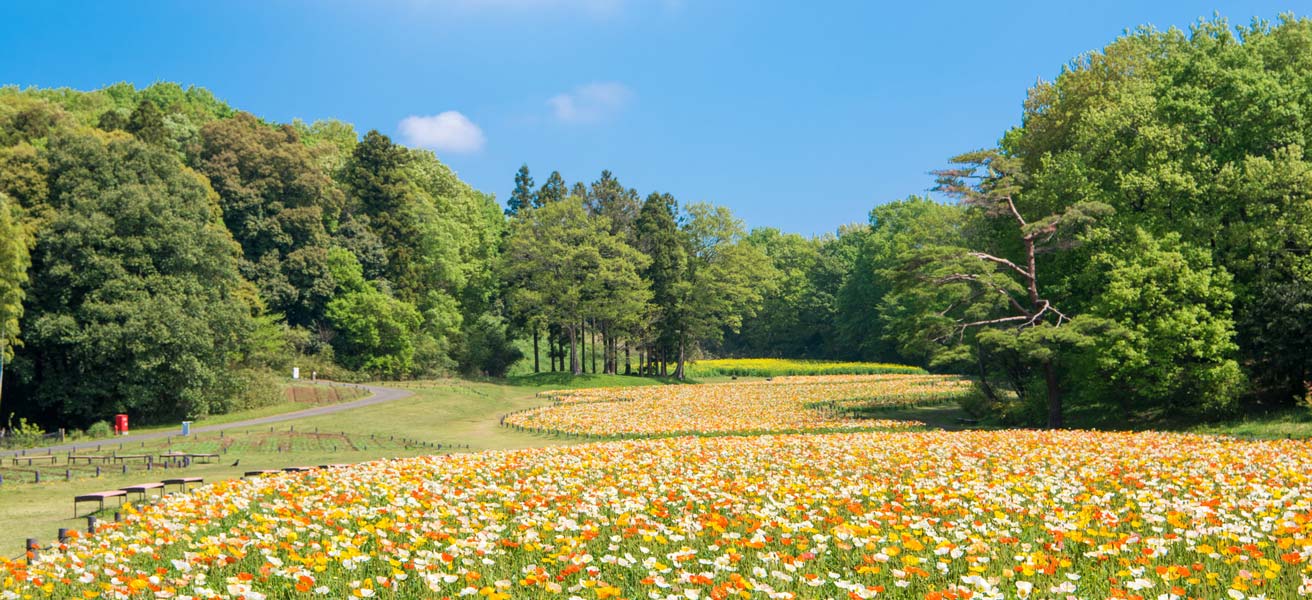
[1,16,1311,429]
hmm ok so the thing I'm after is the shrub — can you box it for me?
[86,420,113,438]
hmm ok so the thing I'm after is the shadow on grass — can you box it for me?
[500,372,697,389]
[842,403,990,431]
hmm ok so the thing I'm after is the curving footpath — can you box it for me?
[0,382,413,458]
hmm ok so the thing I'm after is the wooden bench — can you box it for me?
[162,477,203,491]
[12,455,59,467]
[120,482,164,500]
[243,470,278,478]
[74,490,126,517]
[112,454,152,464]
[68,455,111,465]
[187,453,219,463]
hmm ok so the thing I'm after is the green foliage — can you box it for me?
[0,193,29,359]
[3,415,46,447]
[673,203,775,370]
[537,171,567,206]
[1075,228,1244,417]
[502,197,650,374]
[85,420,112,439]
[1004,16,1312,405]
[727,228,832,357]
[126,99,168,145]
[196,112,342,328]
[837,197,964,363]
[506,164,535,216]
[635,192,686,361]
[16,132,258,424]
[457,314,524,377]
[324,247,423,377]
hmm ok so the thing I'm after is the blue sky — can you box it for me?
[0,1,1299,235]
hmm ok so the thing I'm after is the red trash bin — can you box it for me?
[114,414,128,435]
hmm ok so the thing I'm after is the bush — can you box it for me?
[86,420,113,438]
[227,368,283,411]
[2,416,47,448]
[458,315,523,378]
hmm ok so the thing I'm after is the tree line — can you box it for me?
[722,16,1312,427]
[2,15,1311,429]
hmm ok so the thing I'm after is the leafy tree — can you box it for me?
[196,112,343,327]
[503,198,649,374]
[1004,16,1312,404]
[293,118,359,174]
[0,193,30,418]
[835,197,964,362]
[729,228,823,357]
[457,313,523,377]
[1075,228,1244,419]
[96,109,127,132]
[126,99,168,146]
[669,203,773,379]
[589,170,641,237]
[15,132,257,424]
[634,192,685,374]
[323,247,423,376]
[506,164,536,216]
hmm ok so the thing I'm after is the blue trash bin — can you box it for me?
[181,421,192,436]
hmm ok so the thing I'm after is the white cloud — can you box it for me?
[398,111,486,153]
[548,82,634,124]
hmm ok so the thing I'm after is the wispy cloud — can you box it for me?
[548,82,634,124]
[398,111,486,153]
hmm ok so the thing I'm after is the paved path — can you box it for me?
[0,382,413,458]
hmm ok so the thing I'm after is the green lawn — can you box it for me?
[1188,407,1312,439]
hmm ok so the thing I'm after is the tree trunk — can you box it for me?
[602,326,611,374]
[591,322,597,374]
[533,329,540,374]
[569,324,580,375]
[973,344,998,405]
[1044,360,1062,428]
[625,344,632,375]
[675,331,686,380]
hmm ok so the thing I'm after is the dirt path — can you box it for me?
[0,382,413,458]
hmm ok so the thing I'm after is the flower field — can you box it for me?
[505,376,972,438]
[685,359,926,378]
[6,430,1312,599]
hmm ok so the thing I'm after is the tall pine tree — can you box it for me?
[537,171,567,206]
[506,164,536,216]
